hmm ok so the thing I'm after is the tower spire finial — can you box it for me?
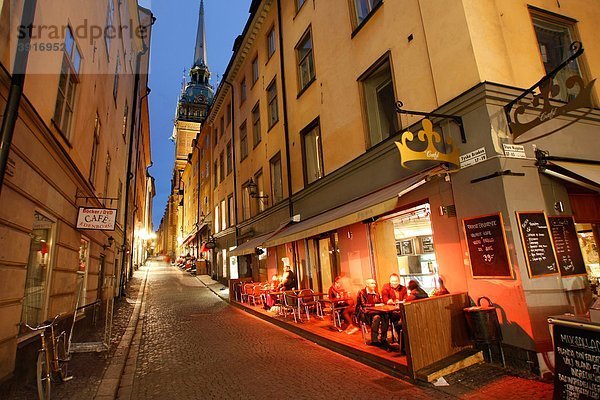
[193,0,208,67]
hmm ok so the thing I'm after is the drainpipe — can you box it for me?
[276,0,297,271]
[0,0,37,196]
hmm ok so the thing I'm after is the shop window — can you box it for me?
[360,56,399,148]
[240,121,248,160]
[21,212,55,328]
[296,28,316,92]
[351,0,383,28]
[302,119,324,185]
[89,113,100,186]
[78,238,90,308]
[252,102,261,147]
[270,152,283,204]
[267,26,276,59]
[371,203,439,294]
[267,78,279,129]
[53,26,80,138]
[531,13,584,102]
[221,200,227,231]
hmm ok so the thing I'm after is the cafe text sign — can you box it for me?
[395,119,460,170]
[463,213,513,279]
[76,208,117,231]
[516,211,559,278]
[552,322,600,400]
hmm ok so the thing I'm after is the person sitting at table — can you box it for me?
[355,278,389,348]
[406,280,429,301]
[381,273,407,347]
[328,276,357,333]
[263,275,281,310]
[278,264,297,291]
[432,276,450,296]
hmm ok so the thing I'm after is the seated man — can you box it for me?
[328,276,356,333]
[381,273,407,346]
[355,278,389,348]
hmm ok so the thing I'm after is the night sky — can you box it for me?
[143,0,251,229]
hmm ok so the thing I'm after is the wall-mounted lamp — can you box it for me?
[247,178,268,199]
[102,236,114,251]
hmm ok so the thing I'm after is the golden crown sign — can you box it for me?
[395,119,460,170]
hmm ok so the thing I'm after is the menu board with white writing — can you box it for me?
[517,212,559,278]
[463,213,513,278]
[548,216,587,277]
[552,322,600,400]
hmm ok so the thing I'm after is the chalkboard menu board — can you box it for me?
[516,212,558,278]
[463,213,513,278]
[552,322,600,399]
[548,216,587,277]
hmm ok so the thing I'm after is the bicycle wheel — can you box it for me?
[54,335,70,382]
[36,351,51,400]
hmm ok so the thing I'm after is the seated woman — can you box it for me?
[406,280,429,301]
[432,277,450,296]
[263,275,281,310]
[327,276,356,333]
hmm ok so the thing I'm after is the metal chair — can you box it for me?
[241,283,254,303]
[247,284,263,306]
[282,292,300,323]
[298,289,323,321]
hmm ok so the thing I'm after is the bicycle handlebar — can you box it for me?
[24,312,68,332]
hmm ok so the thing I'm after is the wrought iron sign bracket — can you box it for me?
[470,170,525,184]
[75,189,119,205]
[395,101,467,143]
[504,41,584,124]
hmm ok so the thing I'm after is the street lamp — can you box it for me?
[247,178,268,199]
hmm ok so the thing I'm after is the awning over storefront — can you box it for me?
[229,232,275,257]
[541,161,600,191]
[263,168,440,248]
[182,223,207,246]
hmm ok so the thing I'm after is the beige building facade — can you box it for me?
[0,0,154,381]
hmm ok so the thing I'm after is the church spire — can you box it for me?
[193,0,208,68]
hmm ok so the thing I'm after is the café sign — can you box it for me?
[504,41,596,144]
[395,119,460,170]
[76,207,117,231]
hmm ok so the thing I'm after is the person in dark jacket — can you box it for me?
[406,280,429,301]
[328,276,356,332]
[355,278,389,348]
[381,273,407,347]
[279,265,297,291]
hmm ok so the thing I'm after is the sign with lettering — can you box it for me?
[76,208,117,231]
[516,212,559,278]
[460,147,487,169]
[503,144,526,159]
[462,213,513,278]
[548,216,587,277]
[551,322,600,400]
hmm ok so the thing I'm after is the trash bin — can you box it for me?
[463,296,505,365]
[463,296,502,342]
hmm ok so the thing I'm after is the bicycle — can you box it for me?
[25,313,73,400]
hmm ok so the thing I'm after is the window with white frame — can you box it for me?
[531,13,584,102]
[360,57,398,147]
[302,120,324,185]
[267,79,279,129]
[267,26,276,59]
[296,29,315,92]
[53,26,81,138]
[352,0,382,27]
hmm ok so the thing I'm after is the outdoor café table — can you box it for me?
[320,297,351,331]
[363,303,403,351]
[288,291,324,321]
[268,291,286,316]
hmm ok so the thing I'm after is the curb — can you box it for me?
[93,267,149,400]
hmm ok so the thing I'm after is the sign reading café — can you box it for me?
[76,207,117,231]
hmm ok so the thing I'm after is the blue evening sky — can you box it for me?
[143,0,252,229]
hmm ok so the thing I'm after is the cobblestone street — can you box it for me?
[127,261,451,400]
